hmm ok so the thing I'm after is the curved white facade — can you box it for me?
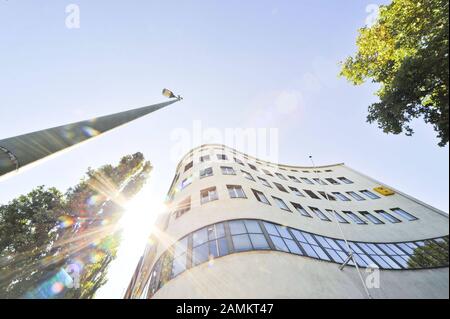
[126,144,449,299]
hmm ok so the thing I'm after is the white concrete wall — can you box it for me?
[142,144,449,299]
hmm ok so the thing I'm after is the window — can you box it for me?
[221,166,235,175]
[200,187,218,204]
[171,236,188,277]
[241,170,255,181]
[180,176,192,189]
[332,192,351,201]
[391,208,418,221]
[173,198,191,218]
[324,169,333,172]
[184,161,193,172]
[264,222,302,254]
[274,182,288,193]
[248,163,258,171]
[343,211,367,224]
[200,155,210,162]
[252,189,270,205]
[227,185,246,199]
[325,178,340,185]
[289,186,304,197]
[360,190,380,199]
[301,177,313,184]
[148,220,450,297]
[234,157,244,166]
[326,209,349,223]
[258,177,272,187]
[262,169,273,176]
[199,167,213,178]
[313,178,327,185]
[272,196,291,211]
[359,211,384,224]
[289,176,301,183]
[217,154,228,161]
[376,210,401,223]
[338,177,353,184]
[192,223,228,266]
[318,191,336,201]
[346,191,365,201]
[309,207,331,221]
[304,189,320,199]
[230,220,269,251]
[275,173,287,180]
[292,203,312,217]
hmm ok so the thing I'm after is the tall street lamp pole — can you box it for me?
[0,89,182,179]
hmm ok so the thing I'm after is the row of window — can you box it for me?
[182,155,349,187]
[175,166,380,205]
[173,184,418,224]
[146,218,449,298]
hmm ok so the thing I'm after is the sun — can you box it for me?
[119,184,167,247]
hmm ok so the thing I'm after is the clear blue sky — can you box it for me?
[1,1,448,298]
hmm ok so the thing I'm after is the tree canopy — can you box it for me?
[0,153,152,299]
[340,0,449,146]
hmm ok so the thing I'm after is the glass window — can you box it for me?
[217,154,228,161]
[221,166,235,175]
[274,182,288,193]
[359,211,384,224]
[263,222,279,236]
[262,169,273,176]
[272,196,291,211]
[289,187,304,197]
[200,187,218,204]
[180,176,192,189]
[376,210,401,223]
[258,177,272,187]
[184,161,193,172]
[391,208,418,221]
[309,207,331,221]
[325,178,340,185]
[304,189,320,199]
[313,178,327,185]
[193,228,208,246]
[291,202,312,217]
[234,157,244,166]
[174,197,191,218]
[200,155,210,162]
[249,234,270,249]
[346,191,365,201]
[245,220,262,233]
[192,243,209,265]
[301,177,314,184]
[241,170,255,181]
[229,220,247,234]
[232,234,252,251]
[252,189,270,205]
[360,190,380,199]
[338,177,353,184]
[275,172,287,180]
[227,185,246,198]
[343,211,367,224]
[199,167,213,178]
[248,163,258,171]
[289,176,301,183]
[318,191,336,201]
[270,236,290,252]
[326,209,349,223]
[332,192,351,201]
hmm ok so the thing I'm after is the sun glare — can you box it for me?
[119,184,166,248]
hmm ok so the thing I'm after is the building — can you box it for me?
[125,144,449,299]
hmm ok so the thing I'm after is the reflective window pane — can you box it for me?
[232,234,252,251]
[250,234,270,249]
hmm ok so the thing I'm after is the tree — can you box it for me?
[340,0,449,146]
[0,152,152,299]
